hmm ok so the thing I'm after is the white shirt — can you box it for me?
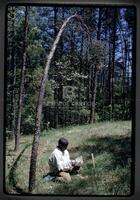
[48,147,72,174]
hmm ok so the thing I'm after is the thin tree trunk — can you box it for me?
[89,65,98,123]
[12,55,17,138]
[111,8,117,119]
[28,14,89,192]
[118,17,127,118]
[14,6,29,151]
[122,39,127,118]
[97,8,102,40]
[108,36,112,107]
[131,17,135,119]
[53,7,59,128]
[9,7,16,136]
[102,23,107,115]
[78,32,84,119]
[89,8,101,123]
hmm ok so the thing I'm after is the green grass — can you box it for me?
[5,120,132,195]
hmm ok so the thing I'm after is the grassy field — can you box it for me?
[5,120,132,196]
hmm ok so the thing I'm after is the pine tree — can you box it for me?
[14,6,29,151]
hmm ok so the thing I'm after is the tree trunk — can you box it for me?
[53,7,59,128]
[107,37,112,107]
[89,8,102,123]
[89,65,98,123]
[97,8,102,40]
[8,6,16,136]
[28,14,88,192]
[14,6,29,151]
[122,39,127,118]
[131,15,135,119]
[111,8,117,119]
[12,63,17,137]
[118,17,127,119]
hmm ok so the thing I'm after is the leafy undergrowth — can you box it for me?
[5,121,133,196]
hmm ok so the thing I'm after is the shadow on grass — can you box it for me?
[52,177,89,195]
[52,134,131,195]
[70,134,131,167]
[82,135,131,169]
[8,144,31,194]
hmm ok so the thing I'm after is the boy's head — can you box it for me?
[58,137,69,152]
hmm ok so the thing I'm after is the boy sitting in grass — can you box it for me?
[47,137,83,182]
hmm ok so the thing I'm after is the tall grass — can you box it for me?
[5,121,132,195]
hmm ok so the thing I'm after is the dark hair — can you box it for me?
[58,137,69,147]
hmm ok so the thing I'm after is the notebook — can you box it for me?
[75,156,83,166]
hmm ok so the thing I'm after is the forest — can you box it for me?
[5,5,135,194]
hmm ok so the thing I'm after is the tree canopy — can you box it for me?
[6,5,135,135]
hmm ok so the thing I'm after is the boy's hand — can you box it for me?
[71,160,76,166]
